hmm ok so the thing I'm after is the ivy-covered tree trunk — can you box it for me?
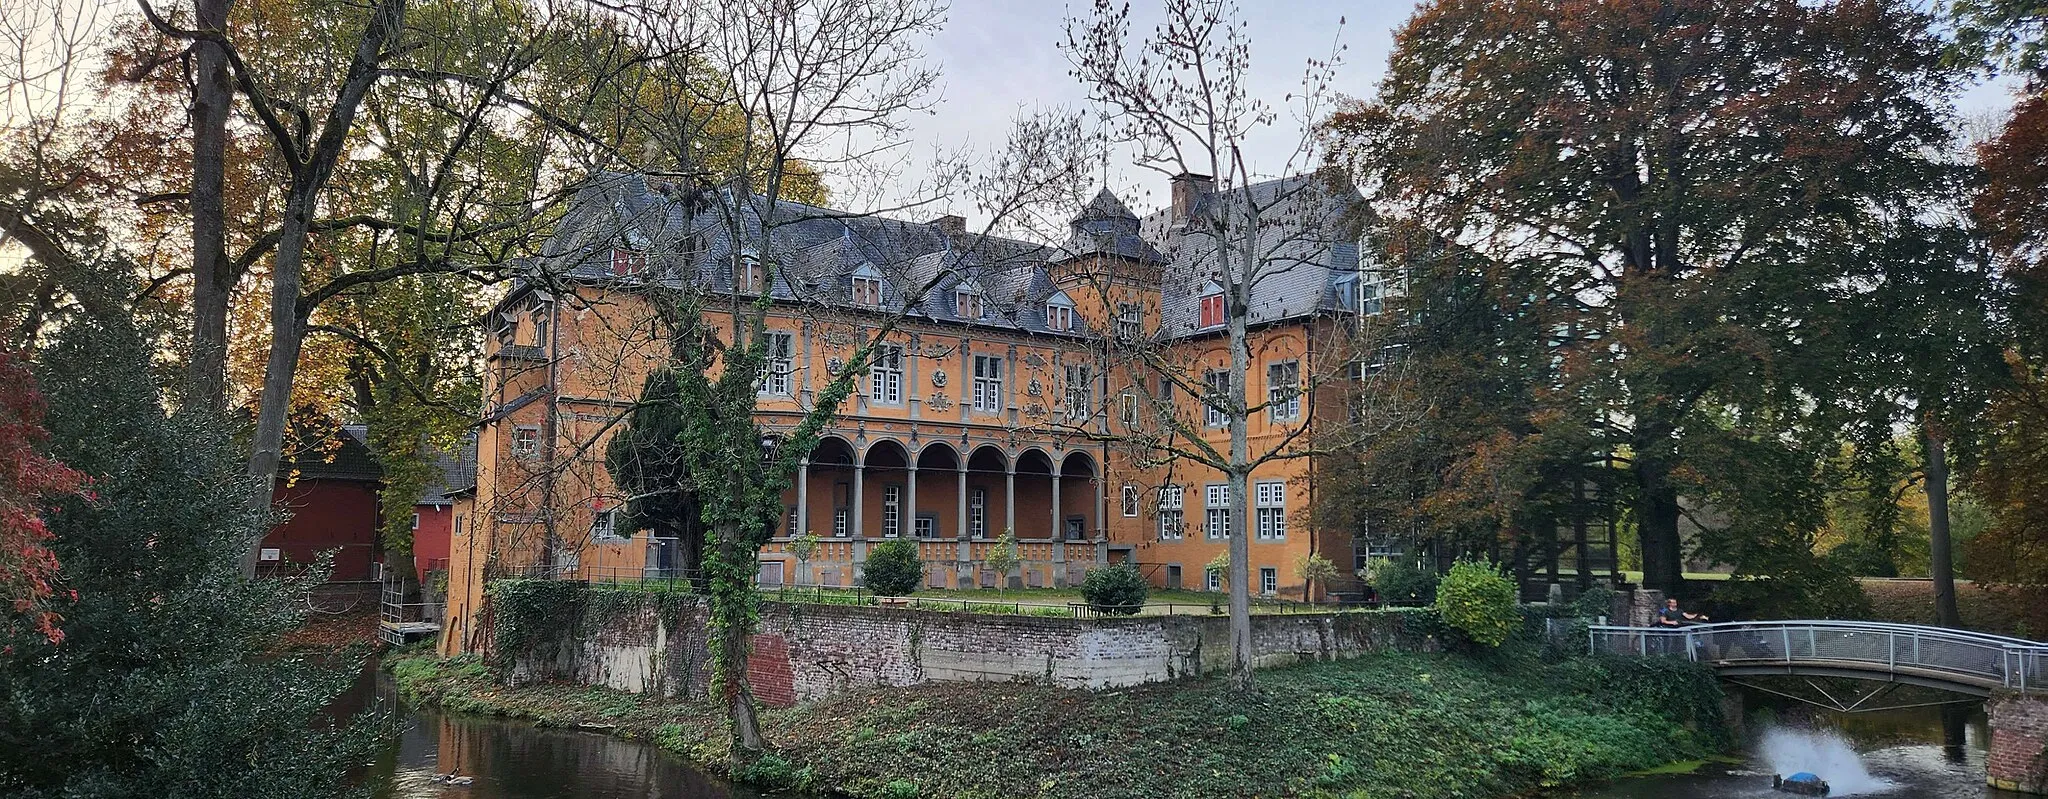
[705,517,766,754]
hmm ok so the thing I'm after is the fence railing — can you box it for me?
[1590,620,2048,691]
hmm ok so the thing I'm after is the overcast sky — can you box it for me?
[847,0,2020,224]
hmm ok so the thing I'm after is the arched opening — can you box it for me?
[1059,451,1098,542]
[804,437,857,541]
[1015,449,1056,540]
[861,440,911,539]
[913,444,960,540]
[964,445,1009,541]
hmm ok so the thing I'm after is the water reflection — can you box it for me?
[358,674,759,799]
[1578,697,2031,799]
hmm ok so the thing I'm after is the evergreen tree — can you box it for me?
[0,320,382,798]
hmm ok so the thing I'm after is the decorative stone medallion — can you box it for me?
[931,369,948,387]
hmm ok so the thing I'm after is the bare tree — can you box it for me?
[1061,0,1361,690]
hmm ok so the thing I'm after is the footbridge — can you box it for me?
[1589,620,2048,697]
[1594,620,2048,793]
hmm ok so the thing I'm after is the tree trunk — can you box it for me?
[709,519,765,756]
[186,0,235,413]
[1633,439,1685,595]
[238,0,405,573]
[1224,207,1255,692]
[1924,421,1960,629]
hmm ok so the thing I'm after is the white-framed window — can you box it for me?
[914,515,938,539]
[1205,484,1232,540]
[1158,485,1184,540]
[1204,371,1231,428]
[1206,568,1221,592]
[454,514,465,538]
[972,355,1004,413]
[1359,271,1385,315]
[1119,391,1139,426]
[761,331,794,396]
[882,485,902,537]
[412,512,421,530]
[1260,567,1278,596]
[1115,302,1142,341]
[969,488,987,538]
[852,266,883,307]
[869,344,903,404]
[1063,364,1092,421]
[1255,481,1287,541]
[511,425,540,459]
[833,506,849,537]
[529,304,549,349]
[786,505,798,537]
[1267,361,1300,422]
[957,286,985,318]
[592,508,620,541]
[1121,484,1140,517]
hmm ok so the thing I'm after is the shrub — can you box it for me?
[1435,558,1520,647]
[1080,564,1149,615]
[864,539,923,596]
[1370,556,1439,604]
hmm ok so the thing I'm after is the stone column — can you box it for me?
[956,466,972,587]
[906,463,919,539]
[796,458,811,583]
[1004,468,1016,538]
[852,462,867,577]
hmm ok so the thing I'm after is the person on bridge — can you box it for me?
[1657,598,1709,627]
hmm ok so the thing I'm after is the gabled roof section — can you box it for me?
[1141,174,1368,338]
[280,424,382,483]
[529,172,1096,338]
[1065,187,1167,265]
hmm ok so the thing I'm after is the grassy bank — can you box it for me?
[1859,578,2046,638]
[389,649,1725,799]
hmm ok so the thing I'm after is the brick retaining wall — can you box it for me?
[503,597,1436,706]
[1989,690,2048,794]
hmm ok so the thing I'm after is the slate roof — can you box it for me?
[1139,174,1368,338]
[421,432,478,505]
[524,171,1365,342]
[280,424,382,483]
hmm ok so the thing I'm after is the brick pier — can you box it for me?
[1989,690,2048,794]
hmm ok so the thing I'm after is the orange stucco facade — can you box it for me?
[440,178,1367,656]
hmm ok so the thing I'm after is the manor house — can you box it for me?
[440,171,1382,655]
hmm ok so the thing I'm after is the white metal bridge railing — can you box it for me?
[1589,620,2048,692]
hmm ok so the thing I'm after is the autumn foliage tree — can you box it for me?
[0,350,84,645]
[1331,0,1968,603]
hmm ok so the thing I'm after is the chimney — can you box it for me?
[928,214,967,234]
[1171,173,1214,225]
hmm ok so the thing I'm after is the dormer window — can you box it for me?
[851,265,883,307]
[611,248,648,276]
[736,254,765,293]
[955,278,985,319]
[1198,280,1226,328]
[1045,291,1075,332]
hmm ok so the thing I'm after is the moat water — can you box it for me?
[349,671,2030,799]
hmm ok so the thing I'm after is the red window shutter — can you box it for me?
[612,249,646,275]
[1201,294,1223,327]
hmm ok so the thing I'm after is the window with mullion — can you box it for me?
[882,484,902,537]
[1204,484,1232,540]
[869,345,903,404]
[1266,361,1300,422]
[1157,485,1184,540]
[1204,371,1231,428]
[972,355,1004,413]
[1254,481,1286,541]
